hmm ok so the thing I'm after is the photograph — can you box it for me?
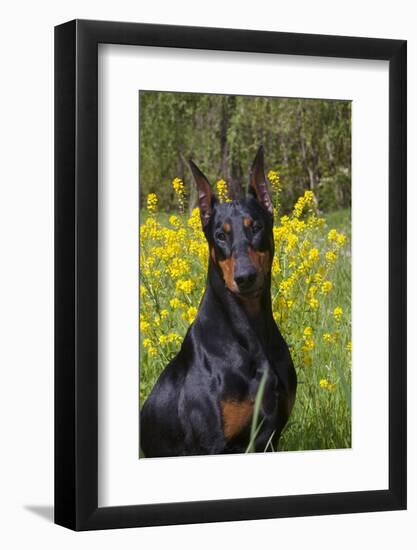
[139,91,352,458]
[0,0,410,543]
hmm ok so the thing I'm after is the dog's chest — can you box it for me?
[218,346,278,404]
[218,362,278,441]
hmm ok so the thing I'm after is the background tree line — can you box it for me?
[139,91,351,213]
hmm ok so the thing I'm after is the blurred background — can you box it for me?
[139,91,351,213]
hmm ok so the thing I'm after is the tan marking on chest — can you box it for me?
[221,399,254,439]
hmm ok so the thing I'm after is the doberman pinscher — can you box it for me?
[140,146,297,457]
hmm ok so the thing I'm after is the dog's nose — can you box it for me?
[234,269,257,290]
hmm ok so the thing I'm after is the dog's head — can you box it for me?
[189,146,274,298]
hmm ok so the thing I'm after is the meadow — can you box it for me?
[139,175,351,452]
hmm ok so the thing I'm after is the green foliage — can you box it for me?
[139,92,351,212]
[317,167,351,212]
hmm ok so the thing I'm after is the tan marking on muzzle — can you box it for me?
[247,248,271,274]
[218,256,238,292]
[221,399,254,440]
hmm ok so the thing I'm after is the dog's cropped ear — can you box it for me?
[189,160,217,227]
[249,145,273,217]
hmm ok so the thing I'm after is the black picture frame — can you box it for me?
[55,19,407,531]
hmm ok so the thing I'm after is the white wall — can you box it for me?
[0,1,415,548]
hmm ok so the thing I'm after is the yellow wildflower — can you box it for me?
[285,233,298,252]
[272,257,281,275]
[146,193,158,213]
[147,346,157,357]
[216,179,231,202]
[167,332,182,344]
[326,251,337,263]
[302,325,315,352]
[268,170,281,194]
[182,306,198,324]
[308,248,319,263]
[187,208,202,231]
[167,258,190,279]
[172,177,186,212]
[169,215,181,228]
[313,272,323,283]
[169,297,185,309]
[140,319,150,333]
[176,279,194,294]
[328,229,338,242]
[292,196,305,218]
[334,306,343,322]
[143,338,152,348]
[337,234,347,247]
[321,280,333,294]
[308,297,319,309]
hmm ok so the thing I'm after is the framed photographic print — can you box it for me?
[55,19,407,530]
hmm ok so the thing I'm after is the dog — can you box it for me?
[140,146,297,457]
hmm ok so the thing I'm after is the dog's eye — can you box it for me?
[252,223,262,234]
[216,232,226,242]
